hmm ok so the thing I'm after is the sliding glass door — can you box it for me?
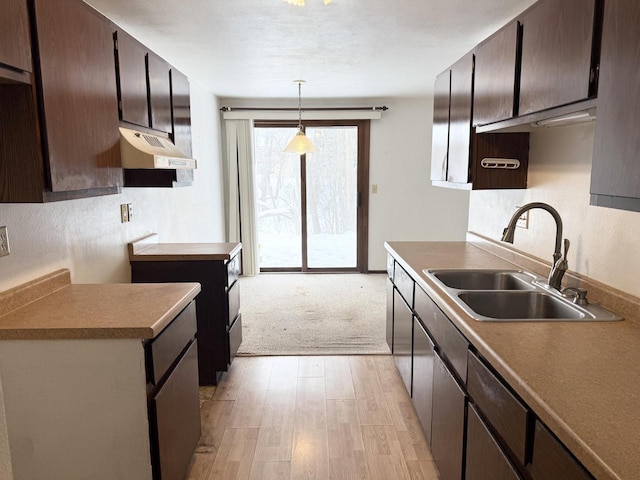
[305,126,358,268]
[254,126,302,268]
[254,120,369,272]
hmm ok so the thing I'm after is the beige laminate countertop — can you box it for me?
[385,241,640,480]
[0,280,201,340]
[129,241,241,262]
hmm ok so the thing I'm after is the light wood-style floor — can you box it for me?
[186,355,439,480]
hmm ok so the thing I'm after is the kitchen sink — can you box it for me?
[457,291,585,320]
[430,269,536,291]
[422,268,622,322]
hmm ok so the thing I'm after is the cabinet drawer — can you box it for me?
[152,341,201,480]
[415,286,469,383]
[393,262,414,308]
[467,350,529,465]
[227,280,240,325]
[387,253,394,279]
[529,421,593,480]
[148,301,197,385]
[228,313,243,364]
[227,253,241,288]
[466,403,522,480]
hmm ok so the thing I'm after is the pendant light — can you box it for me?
[284,80,316,154]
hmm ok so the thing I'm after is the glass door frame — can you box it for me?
[254,119,370,273]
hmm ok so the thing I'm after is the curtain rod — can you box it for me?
[220,106,389,112]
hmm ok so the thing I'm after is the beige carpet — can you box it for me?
[237,273,390,355]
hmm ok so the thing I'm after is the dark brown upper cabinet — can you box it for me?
[590,0,640,212]
[114,29,194,188]
[115,30,173,136]
[473,21,520,126]
[114,30,150,129]
[431,55,472,185]
[171,68,194,186]
[0,0,32,79]
[1,0,122,203]
[171,69,192,158]
[431,70,451,183]
[431,53,529,190]
[148,53,172,134]
[518,0,599,116]
[447,53,475,184]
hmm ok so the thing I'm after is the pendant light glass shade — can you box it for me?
[284,128,316,153]
[285,80,316,154]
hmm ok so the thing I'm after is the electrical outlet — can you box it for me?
[120,204,129,223]
[372,184,378,194]
[127,203,134,222]
[516,209,529,229]
[0,226,10,257]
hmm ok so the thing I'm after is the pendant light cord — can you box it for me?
[297,81,303,131]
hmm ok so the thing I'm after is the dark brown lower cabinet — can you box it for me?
[467,351,529,464]
[411,318,435,444]
[466,403,522,480]
[529,421,594,480]
[131,252,242,386]
[151,341,200,480]
[431,351,467,480]
[146,301,201,480]
[393,288,413,395]
[386,278,394,353]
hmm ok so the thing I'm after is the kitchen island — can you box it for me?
[386,235,640,480]
[0,269,201,480]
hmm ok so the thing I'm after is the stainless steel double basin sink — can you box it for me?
[423,269,621,322]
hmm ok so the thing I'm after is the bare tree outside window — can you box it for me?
[253,125,358,269]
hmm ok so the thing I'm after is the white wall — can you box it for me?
[368,97,469,270]
[219,96,470,271]
[469,122,640,297]
[0,81,226,292]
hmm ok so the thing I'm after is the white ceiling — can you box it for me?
[85,0,537,99]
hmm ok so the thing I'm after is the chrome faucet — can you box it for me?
[501,202,568,290]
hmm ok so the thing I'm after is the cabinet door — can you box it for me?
[0,0,32,73]
[412,318,434,444]
[393,288,413,396]
[447,52,474,184]
[152,341,201,480]
[171,68,192,156]
[466,404,522,480]
[34,0,122,192]
[431,352,467,480]
[474,22,519,126]
[148,53,172,133]
[169,68,194,185]
[519,0,596,116]
[529,421,593,480]
[386,278,394,352]
[115,29,149,128]
[591,0,640,210]
[431,70,450,182]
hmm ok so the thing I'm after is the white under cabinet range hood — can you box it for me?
[119,127,197,170]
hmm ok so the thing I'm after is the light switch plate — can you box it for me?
[120,204,129,223]
[0,226,10,257]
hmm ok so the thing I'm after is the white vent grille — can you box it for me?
[143,134,164,148]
